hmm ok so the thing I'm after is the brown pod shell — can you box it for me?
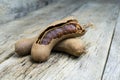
[54,38,85,56]
[15,37,37,56]
[15,37,85,57]
[31,17,85,62]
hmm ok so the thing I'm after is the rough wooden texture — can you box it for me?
[0,0,120,80]
[0,0,58,24]
[102,11,120,80]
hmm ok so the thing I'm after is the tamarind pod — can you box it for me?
[31,17,85,62]
[15,37,85,57]
[53,38,85,56]
[15,37,37,56]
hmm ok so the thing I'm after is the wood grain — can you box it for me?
[0,0,59,24]
[102,11,120,80]
[34,3,119,80]
[0,0,119,80]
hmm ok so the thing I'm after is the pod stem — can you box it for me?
[82,22,95,30]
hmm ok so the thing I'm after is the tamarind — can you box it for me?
[15,37,37,56]
[53,38,85,56]
[31,17,85,62]
[15,37,85,56]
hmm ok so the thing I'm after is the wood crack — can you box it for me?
[101,8,120,80]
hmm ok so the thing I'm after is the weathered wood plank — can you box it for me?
[31,3,119,80]
[0,0,59,24]
[102,11,120,80]
[0,0,86,63]
[0,2,119,80]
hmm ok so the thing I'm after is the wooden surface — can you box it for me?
[0,0,120,80]
[0,0,58,24]
[102,10,120,80]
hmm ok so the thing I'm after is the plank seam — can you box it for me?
[0,51,14,64]
[101,8,120,80]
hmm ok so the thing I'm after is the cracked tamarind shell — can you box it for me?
[31,17,86,62]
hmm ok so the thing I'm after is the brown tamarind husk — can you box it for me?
[31,17,85,62]
[54,38,85,56]
[15,37,37,56]
[15,37,85,57]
